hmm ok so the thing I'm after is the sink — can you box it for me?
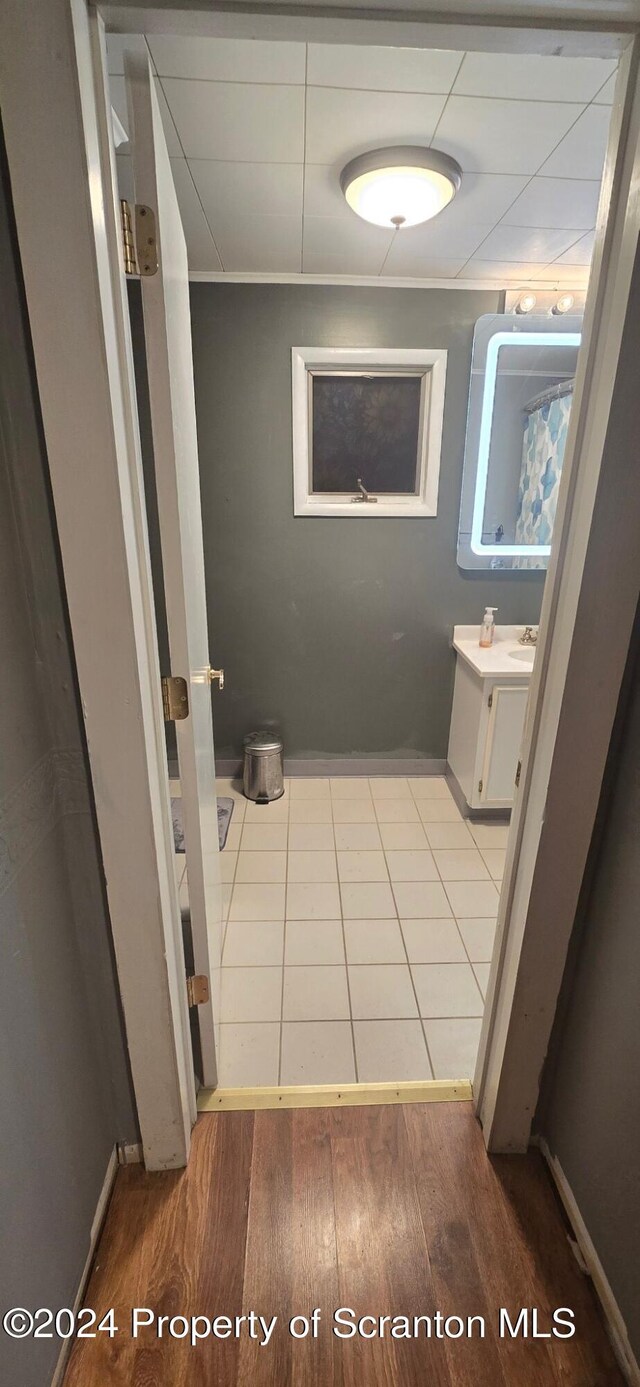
[510,647,536,664]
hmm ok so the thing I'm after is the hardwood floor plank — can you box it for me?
[331,1104,452,1387]
[63,1103,624,1387]
[237,1110,294,1386]
[65,1115,253,1386]
[192,1110,255,1387]
[289,1109,344,1387]
[492,1149,626,1386]
[403,1104,509,1387]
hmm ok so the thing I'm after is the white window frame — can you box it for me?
[291,346,447,517]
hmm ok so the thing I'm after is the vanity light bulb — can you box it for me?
[552,293,575,316]
[515,292,537,315]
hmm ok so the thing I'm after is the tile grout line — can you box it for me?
[428,49,467,151]
[277,791,291,1084]
[369,777,435,1073]
[139,70,615,104]
[220,790,245,959]
[330,789,360,1084]
[218,1013,483,1024]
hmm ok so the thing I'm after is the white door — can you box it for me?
[481,684,529,807]
[125,51,222,1087]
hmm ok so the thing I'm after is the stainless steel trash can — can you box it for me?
[243,731,284,803]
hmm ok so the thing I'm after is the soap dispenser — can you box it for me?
[479,607,498,648]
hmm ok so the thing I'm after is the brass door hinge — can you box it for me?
[161,675,189,721]
[120,200,158,276]
[515,760,522,788]
[186,974,210,1008]
[488,692,493,709]
[120,199,137,275]
[478,779,483,795]
[135,204,158,276]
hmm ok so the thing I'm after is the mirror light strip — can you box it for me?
[470,330,581,558]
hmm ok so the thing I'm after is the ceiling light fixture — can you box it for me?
[552,292,575,316]
[515,291,537,315]
[340,146,462,230]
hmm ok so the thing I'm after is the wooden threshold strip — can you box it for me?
[198,1079,472,1112]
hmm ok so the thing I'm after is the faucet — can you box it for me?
[519,626,538,646]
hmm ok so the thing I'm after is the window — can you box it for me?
[292,347,447,517]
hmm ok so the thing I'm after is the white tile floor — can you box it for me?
[176,775,507,1089]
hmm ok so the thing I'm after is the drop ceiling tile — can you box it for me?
[153,79,183,156]
[306,43,462,94]
[477,224,588,263]
[169,159,223,271]
[109,75,182,156]
[523,262,590,284]
[303,248,390,275]
[431,171,529,227]
[303,214,393,260]
[593,71,617,104]
[502,176,600,230]
[384,255,467,278]
[461,260,552,280]
[384,218,493,263]
[305,87,446,166]
[554,229,595,265]
[304,164,353,220]
[453,52,618,104]
[435,95,584,175]
[538,103,611,180]
[148,36,306,84]
[190,160,303,220]
[161,78,305,162]
[211,213,302,272]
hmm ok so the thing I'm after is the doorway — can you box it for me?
[111,25,616,1095]
[4,0,638,1165]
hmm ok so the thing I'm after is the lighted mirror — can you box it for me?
[458,314,582,571]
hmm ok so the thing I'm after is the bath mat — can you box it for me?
[171,796,234,854]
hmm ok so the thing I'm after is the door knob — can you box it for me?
[207,666,225,690]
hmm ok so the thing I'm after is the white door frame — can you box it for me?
[2,0,640,1163]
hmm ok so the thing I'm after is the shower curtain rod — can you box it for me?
[524,378,575,414]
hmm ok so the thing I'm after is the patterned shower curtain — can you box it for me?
[513,383,573,569]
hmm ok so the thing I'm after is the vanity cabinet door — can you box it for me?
[481,684,529,807]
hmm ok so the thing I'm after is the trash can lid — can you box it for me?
[243,730,283,753]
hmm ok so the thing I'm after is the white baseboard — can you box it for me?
[117,1141,143,1165]
[537,1137,640,1386]
[50,1147,118,1387]
[216,757,447,778]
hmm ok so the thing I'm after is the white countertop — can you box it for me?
[452,624,537,678]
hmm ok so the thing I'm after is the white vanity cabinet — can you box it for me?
[447,625,534,812]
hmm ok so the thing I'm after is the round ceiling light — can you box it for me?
[340,146,462,229]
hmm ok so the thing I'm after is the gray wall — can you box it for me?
[0,135,137,1386]
[190,283,544,761]
[537,620,640,1365]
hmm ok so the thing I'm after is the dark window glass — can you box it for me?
[310,373,422,494]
